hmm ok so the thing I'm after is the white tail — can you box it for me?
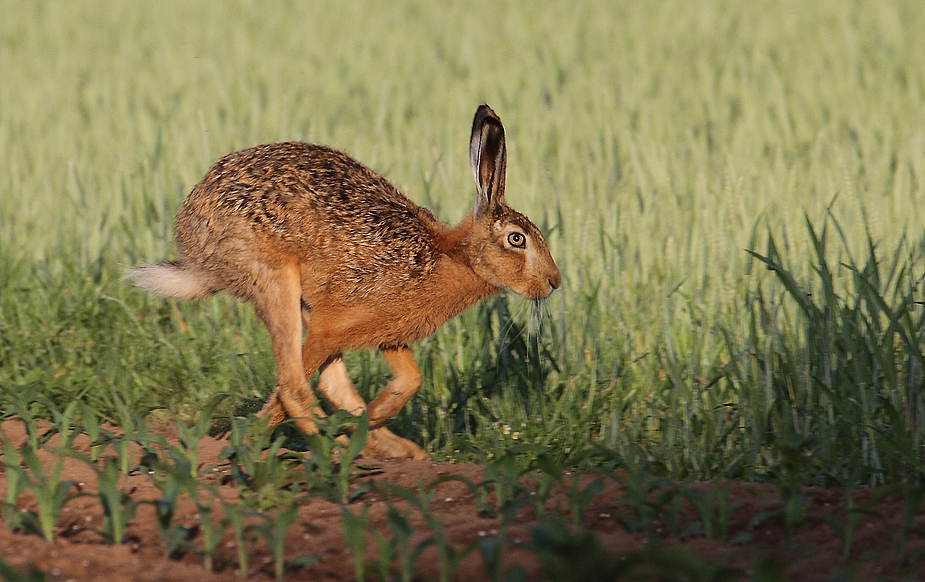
[124,262,214,301]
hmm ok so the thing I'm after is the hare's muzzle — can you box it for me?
[530,264,561,300]
[549,269,562,291]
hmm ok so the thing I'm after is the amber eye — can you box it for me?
[507,232,526,248]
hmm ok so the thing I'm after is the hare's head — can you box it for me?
[465,105,561,301]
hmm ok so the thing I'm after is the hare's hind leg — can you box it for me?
[251,261,321,436]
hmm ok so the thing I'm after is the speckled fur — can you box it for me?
[127,105,560,459]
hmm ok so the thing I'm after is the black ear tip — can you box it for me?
[473,104,501,128]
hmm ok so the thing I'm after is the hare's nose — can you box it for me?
[548,269,561,290]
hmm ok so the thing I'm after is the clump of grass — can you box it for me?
[735,211,925,485]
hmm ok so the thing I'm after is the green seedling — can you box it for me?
[0,555,46,582]
[333,412,368,503]
[766,435,815,540]
[99,414,145,476]
[61,442,152,546]
[563,473,604,525]
[609,540,740,582]
[170,394,228,478]
[356,487,434,582]
[4,396,44,452]
[382,506,423,582]
[480,452,535,521]
[820,483,924,562]
[13,441,79,541]
[475,526,521,582]
[95,456,138,543]
[250,504,303,580]
[219,414,271,484]
[141,448,222,560]
[160,455,228,567]
[822,494,886,561]
[219,415,261,479]
[897,483,925,560]
[369,528,397,582]
[303,410,369,504]
[219,415,306,509]
[382,481,475,582]
[12,401,84,542]
[96,395,165,476]
[529,518,615,582]
[147,464,189,557]
[609,457,676,539]
[341,504,371,581]
[428,473,493,516]
[528,453,567,519]
[244,436,302,509]
[1,436,29,528]
[423,500,472,582]
[222,500,259,576]
[195,502,227,572]
[681,482,738,541]
[79,402,105,463]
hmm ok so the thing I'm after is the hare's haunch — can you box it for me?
[127,105,560,459]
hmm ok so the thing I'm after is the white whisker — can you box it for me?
[498,299,527,349]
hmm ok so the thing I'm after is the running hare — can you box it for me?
[127,105,560,459]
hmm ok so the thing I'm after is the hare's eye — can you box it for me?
[507,232,526,248]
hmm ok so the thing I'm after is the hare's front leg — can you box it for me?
[361,346,427,460]
[252,261,322,435]
[367,346,422,425]
[316,354,367,416]
[311,350,426,460]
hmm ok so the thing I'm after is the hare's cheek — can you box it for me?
[501,247,527,270]
[507,253,535,290]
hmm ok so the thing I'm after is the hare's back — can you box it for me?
[175,142,439,295]
[188,142,413,217]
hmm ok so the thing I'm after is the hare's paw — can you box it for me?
[363,427,427,460]
[259,386,324,436]
[257,393,288,427]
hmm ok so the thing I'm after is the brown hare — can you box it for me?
[127,105,560,459]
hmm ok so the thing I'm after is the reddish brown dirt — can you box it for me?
[1,418,924,581]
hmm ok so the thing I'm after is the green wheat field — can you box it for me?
[3,0,925,489]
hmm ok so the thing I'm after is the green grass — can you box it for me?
[2,0,925,486]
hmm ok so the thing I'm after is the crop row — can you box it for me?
[4,395,925,580]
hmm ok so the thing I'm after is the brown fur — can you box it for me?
[126,105,560,459]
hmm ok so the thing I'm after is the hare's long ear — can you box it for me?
[469,104,506,218]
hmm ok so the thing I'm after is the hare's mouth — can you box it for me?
[516,281,557,302]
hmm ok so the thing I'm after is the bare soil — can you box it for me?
[1,418,923,581]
